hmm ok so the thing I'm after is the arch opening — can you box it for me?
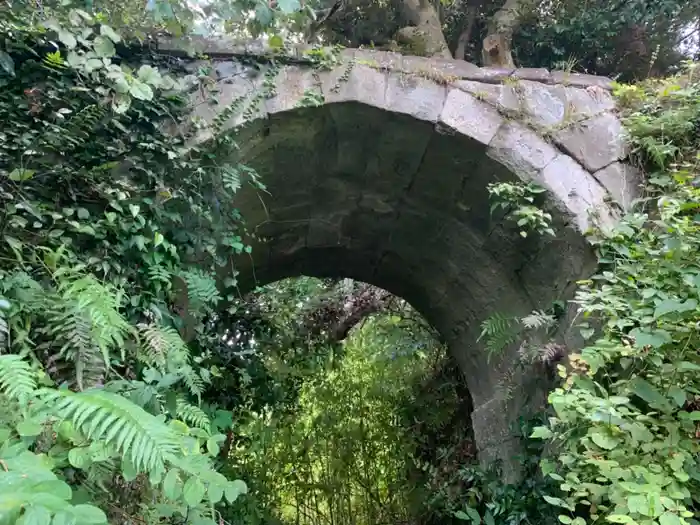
[219,275,478,525]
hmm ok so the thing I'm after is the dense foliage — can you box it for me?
[0,2,268,523]
[529,64,700,525]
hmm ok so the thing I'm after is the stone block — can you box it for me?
[552,71,614,90]
[439,88,504,145]
[487,122,559,180]
[511,68,552,83]
[593,161,643,211]
[517,80,568,127]
[320,61,388,109]
[468,67,514,83]
[386,71,447,122]
[537,154,615,233]
[554,84,615,121]
[265,66,321,114]
[354,48,402,70]
[554,112,627,172]
[453,81,521,114]
[428,58,483,78]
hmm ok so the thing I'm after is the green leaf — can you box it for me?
[558,517,572,524]
[129,204,140,217]
[0,50,15,76]
[629,328,671,348]
[58,29,77,49]
[653,298,697,319]
[137,65,162,87]
[530,426,553,439]
[590,430,619,450]
[71,504,107,524]
[100,25,121,43]
[659,513,682,525]
[225,479,247,503]
[277,0,300,13]
[154,232,164,247]
[112,93,131,114]
[269,35,284,48]
[455,511,470,521]
[627,494,647,515]
[9,168,36,181]
[163,469,182,500]
[208,482,224,504]
[129,80,153,101]
[68,447,89,469]
[628,377,671,410]
[606,515,635,524]
[206,437,220,456]
[668,386,686,407]
[16,420,43,437]
[22,506,52,525]
[52,511,77,525]
[182,477,206,507]
[93,36,115,57]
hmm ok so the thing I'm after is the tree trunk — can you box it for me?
[455,4,477,60]
[397,0,451,58]
[481,0,531,67]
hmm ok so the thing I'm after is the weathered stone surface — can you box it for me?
[321,62,387,109]
[164,39,636,482]
[487,122,559,179]
[537,154,616,233]
[439,89,503,145]
[551,70,614,90]
[511,67,551,83]
[516,80,568,127]
[386,71,446,122]
[554,112,628,172]
[593,162,643,210]
[265,66,320,114]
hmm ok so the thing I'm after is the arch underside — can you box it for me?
[218,101,598,478]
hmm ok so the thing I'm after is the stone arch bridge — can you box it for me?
[162,38,641,480]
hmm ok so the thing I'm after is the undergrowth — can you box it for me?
[528,62,700,525]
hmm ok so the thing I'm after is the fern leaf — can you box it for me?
[0,354,37,403]
[179,364,205,402]
[477,313,520,361]
[180,269,221,308]
[521,310,557,331]
[137,323,190,371]
[176,397,210,430]
[222,165,242,194]
[41,388,181,475]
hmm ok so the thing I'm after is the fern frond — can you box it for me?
[178,364,205,402]
[222,165,242,194]
[46,306,105,390]
[477,313,520,361]
[57,275,131,354]
[147,265,172,286]
[176,397,210,430]
[0,354,37,402]
[180,269,221,308]
[521,310,557,331]
[41,388,181,475]
[41,275,132,389]
[137,323,190,371]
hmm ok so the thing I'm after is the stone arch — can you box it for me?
[182,43,642,480]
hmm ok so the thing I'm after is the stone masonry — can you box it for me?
[158,37,643,481]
